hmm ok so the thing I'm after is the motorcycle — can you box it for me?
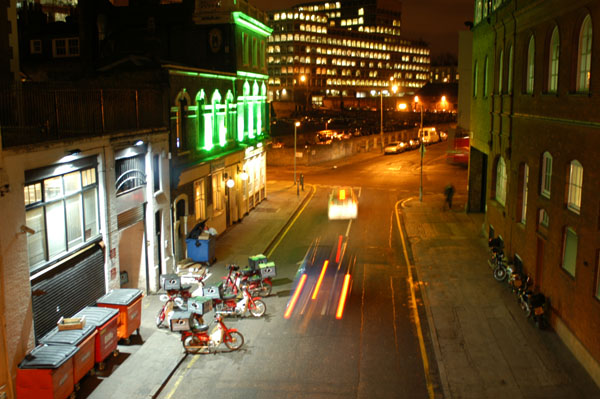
[528,292,548,329]
[223,264,273,297]
[488,237,508,282]
[180,313,244,354]
[156,270,211,328]
[214,285,266,318]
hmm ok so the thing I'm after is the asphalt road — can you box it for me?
[158,141,457,399]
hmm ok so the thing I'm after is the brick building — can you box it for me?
[468,0,600,384]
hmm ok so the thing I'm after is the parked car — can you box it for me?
[384,141,408,154]
[408,137,421,150]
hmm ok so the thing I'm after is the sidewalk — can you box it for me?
[81,180,311,399]
[401,193,600,398]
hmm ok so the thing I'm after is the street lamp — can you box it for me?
[415,96,424,202]
[300,74,308,111]
[294,121,300,188]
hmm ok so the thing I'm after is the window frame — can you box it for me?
[495,157,507,206]
[541,151,552,198]
[497,49,504,94]
[519,163,529,224]
[526,35,535,94]
[567,160,583,214]
[473,60,478,97]
[508,44,514,94]
[576,14,592,93]
[548,26,559,93]
[562,226,578,277]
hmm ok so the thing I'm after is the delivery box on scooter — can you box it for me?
[169,309,193,332]
[160,274,183,290]
[248,254,268,270]
[259,261,277,278]
[202,281,224,300]
[188,296,213,315]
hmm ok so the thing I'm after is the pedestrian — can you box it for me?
[444,183,455,210]
[300,173,304,191]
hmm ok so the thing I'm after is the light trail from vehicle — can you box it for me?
[335,273,352,319]
[284,273,307,319]
[311,260,329,300]
[335,235,343,262]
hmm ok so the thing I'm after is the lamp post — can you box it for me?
[294,121,300,188]
[300,74,308,111]
[415,96,424,202]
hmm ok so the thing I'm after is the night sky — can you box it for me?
[249,0,474,60]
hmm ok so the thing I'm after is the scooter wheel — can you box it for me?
[224,331,244,351]
[493,267,507,282]
[249,300,266,318]
[183,336,205,354]
[259,282,272,297]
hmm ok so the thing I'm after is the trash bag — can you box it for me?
[187,220,207,239]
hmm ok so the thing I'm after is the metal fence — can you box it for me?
[0,84,168,148]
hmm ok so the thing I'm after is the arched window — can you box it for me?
[567,160,583,214]
[495,157,507,206]
[577,14,592,92]
[497,49,504,94]
[483,55,489,97]
[540,151,552,198]
[195,89,207,150]
[225,90,235,143]
[537,208,550,236]
[507,44,514,94]
[548,26,559,93]
[175,89,190,150]
[211,89,223,149]
[526,35,535,94]
[473,60,478,97]
[517,163,529,224]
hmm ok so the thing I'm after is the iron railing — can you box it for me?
[0,84,168,148]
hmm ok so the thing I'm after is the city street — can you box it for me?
[155,142,463,399]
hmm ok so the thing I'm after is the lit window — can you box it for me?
[567,160,583,214]
[548,27,559,93]
[541,151,552,198]
[194,178,206,220]
[577,15,592,92]
[212,172,224,212]
[25,167,99,271]
[562,227,578,277]
[495,157,507,206]
[526,35,535,94]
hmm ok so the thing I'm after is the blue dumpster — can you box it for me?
[186,236,215,264]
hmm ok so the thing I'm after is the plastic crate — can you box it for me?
[259,261,277,278]
[248,254,268,270]
[170,310,192,332]
[188,297,213,315]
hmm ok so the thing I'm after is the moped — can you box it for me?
[180,314,244,354]
[156,270,211,327]
[214,285,266,318]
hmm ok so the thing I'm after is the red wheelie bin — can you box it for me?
[96,288,143,343]
[16,344,78,399]
[72,306,119,370]
[39,323,97,389]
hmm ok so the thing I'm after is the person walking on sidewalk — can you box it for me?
[444,183,455,210]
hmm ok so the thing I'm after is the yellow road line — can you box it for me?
[265,184,316,258]
[165,354,199,399]
[394,200,435,399]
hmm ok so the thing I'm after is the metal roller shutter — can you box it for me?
[31,242,106,342]
[118,205,144,230]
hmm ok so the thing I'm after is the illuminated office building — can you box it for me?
[266,0,430,112]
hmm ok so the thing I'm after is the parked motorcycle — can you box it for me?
[214,285,266,318]
[223,264,273,297]
[180,313,245,354]
[488,237,508,282]
[156,271,210,328]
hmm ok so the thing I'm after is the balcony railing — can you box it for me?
[0,84,168,148]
